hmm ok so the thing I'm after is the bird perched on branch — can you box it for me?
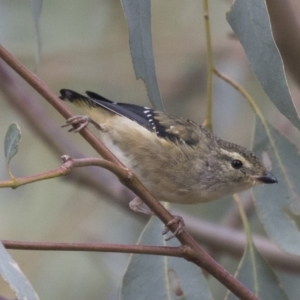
[60,89,277,238]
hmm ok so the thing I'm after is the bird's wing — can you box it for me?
[60,89,204,146]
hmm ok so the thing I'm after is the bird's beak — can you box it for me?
[255,172,278,184]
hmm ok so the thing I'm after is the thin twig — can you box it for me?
[203,0,214,131]
[2,240,185,257]
[0,157,72,188]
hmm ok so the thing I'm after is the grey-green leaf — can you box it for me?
[120,0,164,111]
[120,217,213,300]
[4,123,21,168]
[253,118,300,255]
[226,242,289,300]
[0,241,39,300]
[30,0,43,70]
[227,0,300,131]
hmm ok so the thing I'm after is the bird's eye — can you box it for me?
[231,159,243,169]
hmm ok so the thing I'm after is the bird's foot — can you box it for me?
[62,115,106,132]
[129,198,185,241]
[162,215,185,241]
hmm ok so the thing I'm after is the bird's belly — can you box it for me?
[103,135,222,204]
[103,138,215,204]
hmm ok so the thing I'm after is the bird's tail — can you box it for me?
[59,89,97,109]
[59,89,116,124]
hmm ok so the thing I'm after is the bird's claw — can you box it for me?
[162,215,185,241]
[62,115,90,133]
[62,115,105,132]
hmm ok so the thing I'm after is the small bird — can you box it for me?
[60,89,277,236]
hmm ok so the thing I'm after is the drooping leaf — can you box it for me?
[120,0,164,111]
[227,0,300,131]
[4,123,21,178]
[120,217,213,300]
[30,0,43,71]
[253,118,300,255]
[0,241,39,300]
[225,242,289,300]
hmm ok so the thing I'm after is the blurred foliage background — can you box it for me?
[1,0,300,299]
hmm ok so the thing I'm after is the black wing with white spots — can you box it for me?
[60,89,202,146]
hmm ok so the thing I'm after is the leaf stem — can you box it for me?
[203,0,214,132]
[233,194,259,295]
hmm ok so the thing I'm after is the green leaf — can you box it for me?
[0,241,39,300]
[30,0,43,71]
[225,242,289,300]
[120,217,213,300]
[120,0,164,111]
[253,118,300,255]
[4,123,21,177]
[227,0,300,131]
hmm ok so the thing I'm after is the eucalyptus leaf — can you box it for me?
[225,242,289,300]
[4,123,21,174]
[0,241,39,300]
[227,0,300,131]
[253,118,300,255]
[120,0,163,111]
[120,217,213,300]
[30,0,43,70]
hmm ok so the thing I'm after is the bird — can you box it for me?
[59,89,277,238]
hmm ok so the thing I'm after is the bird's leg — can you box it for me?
[162,216,185,241]
[129,197,185,241]
[62,115,107,133]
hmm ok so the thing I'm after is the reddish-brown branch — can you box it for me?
[2,240,185,257]
[0,157,72,188]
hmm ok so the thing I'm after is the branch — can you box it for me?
[0,157,72,188]
[2,240,184,257]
